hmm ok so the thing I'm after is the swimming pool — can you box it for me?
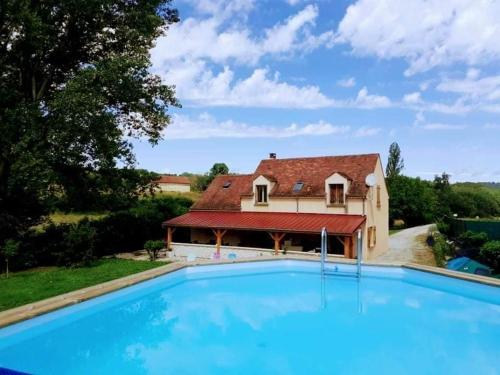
[0,260,499,374]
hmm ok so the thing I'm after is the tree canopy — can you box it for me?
[386,142,404,179]
[194,163,230,191]
[0,1,179,243]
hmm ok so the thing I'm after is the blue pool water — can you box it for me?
[0,260,499,374]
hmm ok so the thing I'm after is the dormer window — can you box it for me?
[293,181,304,192]
[223,181,231,188]
[256,185,268,203]
[329,184,344,205]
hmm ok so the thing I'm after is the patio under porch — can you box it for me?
[163,211,366,259]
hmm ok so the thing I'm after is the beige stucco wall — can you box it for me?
[362,157,389,260]
[157,183,190,193]
[241,196,364,215]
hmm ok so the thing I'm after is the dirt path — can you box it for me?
[375,224,436,266]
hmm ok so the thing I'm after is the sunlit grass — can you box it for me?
[0,259,165,311]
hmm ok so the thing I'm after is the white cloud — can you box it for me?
[337,77,356,88]
[152,5,333,67]
[355,126,381,137]
[183,0,255,18]
[419,123,467,130]
[437,73,500,102]
[167,65,336,108]
[483,123,500,130]
[161,60,394,109]
[335,0,500,75]
[419,81,431,91]
[165,113,350,139]
[403,92,422,104]
[414,111,425,125]
[354,87,391,108]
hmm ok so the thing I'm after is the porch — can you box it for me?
[164,211,366,259]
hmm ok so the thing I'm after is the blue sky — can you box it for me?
[134,0,500,182]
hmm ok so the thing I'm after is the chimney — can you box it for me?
[269,153,277,159]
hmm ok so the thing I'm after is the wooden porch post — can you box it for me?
[166,227,176,251]
[343,235,351,258]
[349,235,354,258]
[212,229,227,257]
[268,232,286,255]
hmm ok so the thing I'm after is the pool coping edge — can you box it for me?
[0,255,498,328]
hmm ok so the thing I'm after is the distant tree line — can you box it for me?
[180,163,230,192]
[386,143,500,227]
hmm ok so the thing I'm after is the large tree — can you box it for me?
[194,163,230,191]
[0,0,179,242]
[388,175,438,226]
[386,142,404,179]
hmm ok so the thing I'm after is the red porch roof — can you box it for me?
[164,211,365,235]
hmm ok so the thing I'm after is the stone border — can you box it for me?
[0,255,498,328]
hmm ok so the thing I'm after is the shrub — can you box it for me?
[144,240,164,261]
[480,241,500,273]
[1,239,20,277]
[436,220,450,236]
[431,233,455,267]
[457,231,489,249]
[8,195,193,271]
[55,220,97,267]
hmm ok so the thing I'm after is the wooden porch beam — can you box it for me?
[268,232,286,255]
[343,235,351,258]
[212,229,227,257]
[166,227,176,251]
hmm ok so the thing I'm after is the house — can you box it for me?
[164,153,389,260]
[155,175,191,193]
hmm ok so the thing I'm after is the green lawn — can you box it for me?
[389,228,405,235]
[48,211,108,224]
[0,259,165,312]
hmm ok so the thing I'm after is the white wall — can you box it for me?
[157,183,190,192]
[171,242,271,259]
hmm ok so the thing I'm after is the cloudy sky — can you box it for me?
[133,0,500,182]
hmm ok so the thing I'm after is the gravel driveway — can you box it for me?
[375,224,436,266]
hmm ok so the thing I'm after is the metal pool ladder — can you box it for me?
[320,227,328,275]
[321,227,363,278]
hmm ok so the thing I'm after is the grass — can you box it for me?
[390,228,404,235]
[0,258,165,312]
[152,190,202,202]
[49,211,108,224]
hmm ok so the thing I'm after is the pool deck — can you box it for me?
[0,254,499,328]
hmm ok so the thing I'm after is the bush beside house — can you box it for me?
[2,196,192,272]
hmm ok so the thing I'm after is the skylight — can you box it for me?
[293,181,304,192]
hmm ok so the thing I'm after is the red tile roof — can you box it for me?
[192,174,253,211]
[156,175,191,185]
[165,211,365,235]
[247,154,379,198]
[190,154,380,211]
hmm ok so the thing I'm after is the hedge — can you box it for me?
[430,232,455,267]
[4,196,192,271]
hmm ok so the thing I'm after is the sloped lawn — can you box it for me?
[0,259,165,312]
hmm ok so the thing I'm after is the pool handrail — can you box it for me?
[320,227,327,276]
[357,228,362,277]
